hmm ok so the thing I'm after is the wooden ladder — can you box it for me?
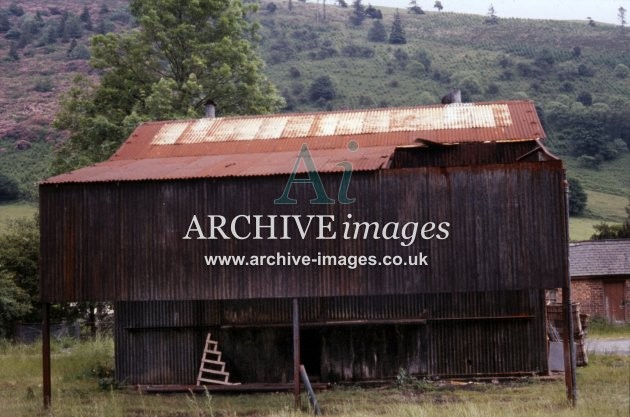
[196,333,240,386]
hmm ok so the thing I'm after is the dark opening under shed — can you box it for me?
[40,100,574,401]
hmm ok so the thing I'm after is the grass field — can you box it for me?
[0,337,627,417]
[0,202,38,234]
[568,217,599,241]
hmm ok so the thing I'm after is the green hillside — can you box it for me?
[0,0,628,238]
[255,1,630,229]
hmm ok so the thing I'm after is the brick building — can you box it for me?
[569,240,630,323]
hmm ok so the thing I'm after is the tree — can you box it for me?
[587,16,596,27]
[567,178,587,216]
[0,270,32,337]
[350,0,366,25]
[365,4,382,19]
[53,0,283,174]
[591,199,630,239]
[8,2,24,17]
[367,19,387,42]
[0,12,10,33]
[614,63,629,78]
[80,6,93,31]
[619,6,627,32]
[0,174,20,202]
[534,49,554,70]
[62,13,83,40]
[577,91,593,106]
[434,1,443,11]
[485,4,498,24]
[0,217,39,335]
[408,0,425,14]
[309,75,336,101]
[7,41,19,61]
[337,0,348,7]
[389,10,407,44]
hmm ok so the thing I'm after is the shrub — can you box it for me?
[500,70,514,80]
[614,64,629,79]
[109,9,133,24]
[342,44,374,58]
[611,138,629,153]
[69,43,90,60]
[291,82,304,95]
[577,63,595,77]
[0,13,10,33]
[460,75,482,94]
[4,28,21,40]
[577,154,600,169]
[414,50,431,71]
[309,76,336,102]
[365,4,382,19]
[577,91,593,106]
[367,19,387,42]
[0,174,20,202]
[486,83,499,95]
[268,40,295,64]
[393,48,409,68]
[499,56,512,68]
[62,14,83,40]
[534,49,555,70]
[34,78,54,92]
[358,95,374,106]
[9,2,24,17]
[568,178,587,216]
[408,61,426,77]
[289,67,301,78]
[517,62,533,77]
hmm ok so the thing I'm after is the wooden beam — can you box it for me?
[220,318,428,329]
[300,365,322,415]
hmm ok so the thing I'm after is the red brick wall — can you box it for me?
[572,280,604,318]
[558,277,630,322]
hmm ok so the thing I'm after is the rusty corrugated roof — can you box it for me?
[44,146,396,184]
[44,100,544,184]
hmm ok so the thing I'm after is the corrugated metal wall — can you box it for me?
[40,161,567,301]
[41,142,561,383]
[115,290,547,384]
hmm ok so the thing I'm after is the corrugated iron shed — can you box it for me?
[44,101,544,184]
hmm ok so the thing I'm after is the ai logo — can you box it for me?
[274,141,358,205]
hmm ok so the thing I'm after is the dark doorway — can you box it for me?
[301,329,322,381]
[604,281,625,323]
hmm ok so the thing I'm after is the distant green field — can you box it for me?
[564,154,630,200]
[569,217,599,241]
[0,202,37,234]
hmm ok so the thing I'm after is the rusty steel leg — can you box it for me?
[562,176,577,406]
[42,303,51,408]
[292,298,301,409]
